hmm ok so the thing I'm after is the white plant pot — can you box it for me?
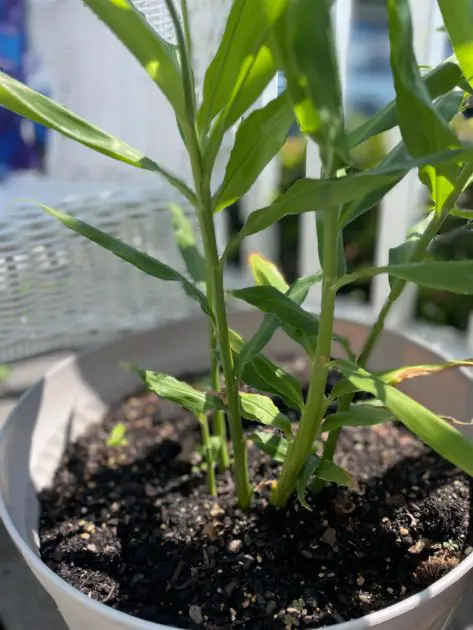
[1,311,473,630]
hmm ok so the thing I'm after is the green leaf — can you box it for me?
[388,0,460,208]
[347,61,463,149]
[0,72,197,205]
[198,0,275,132]
[235,145,473,241]
[107,423,128,447]
[248,252,289,293]
[296,454,320,510]
[249,430,289,462]
[334,359,473,477]
[285,0,347,163]
[438,0,473,90]
[136,370,225,414]
[169,203,206,283]
[236,273,322,375]
[214,93,293,212]
[41,205,212,317]
[313,459,354,488]
[0,73,152,172]
[340,90,464,229]
[229,329,304,410]
[83,0,185,121]
[240,393,292,436]
[322,406,394,433]
[232,285,319,352]
[378,359,473,385]
[388,214,433,288]
[385,261,473,294]
[450,207,473,220]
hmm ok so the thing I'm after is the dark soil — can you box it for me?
[39,362,473,629]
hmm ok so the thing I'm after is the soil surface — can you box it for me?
[39,363,473,629]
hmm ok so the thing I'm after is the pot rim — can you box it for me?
[1,312,472,630]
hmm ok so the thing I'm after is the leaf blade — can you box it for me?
[236,273,322,375]
[198,0,275,131]
[41,205,212,317]
[136,370,225,414]
[83,0,185,120]
[214,93,293,212]
[229,329,304,410]
[388,0,460,207]
[236,145,473,240]
[240,393,292,436]
[386,261,473,294]
[169,203,206,283]
[249,430,289,462]
[438,0,473,90]
[322,406,394,433]
[334,360,473,477]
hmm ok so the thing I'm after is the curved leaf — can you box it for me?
[285,0,346,162]
[379,359,473,384]
[334,360,473,477]
[248,252,289,293]
[249,430,289,462]
[438,0,473,90]
[107,423,128,447]
[232,285,319,353]
[83,0,185,120]
[240,393,292,436]
[322,406,394,433]
[340,90,464,229]
[314,459,354,488]
[229,329,303,410]
[384,261,473,294]
[296,454,320,510]
[0,72,196,204]
[337,260,473,295]
[214,93,293,212]
[388,214,433,288]
[198,0,275,132]
[235,144,473,241]
[136,370,225,414]
[236,273,322,375]
[388,0,460,207]
[169,203,206,283]
[41,205,211,317]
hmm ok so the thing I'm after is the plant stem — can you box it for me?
[272,205,339,508]
[168,9,251,509]
[198,199,252,509]
[198,412,217,496]
[210,326,230,471]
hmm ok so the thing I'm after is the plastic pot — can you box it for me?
[1,311,473,630]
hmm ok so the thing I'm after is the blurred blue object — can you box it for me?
[345,19,395,116]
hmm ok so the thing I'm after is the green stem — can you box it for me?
[198,200,252,509]
[210,326,230,471]
[272,205,339,508]
[198,412,217,496]
[166,9,251,509]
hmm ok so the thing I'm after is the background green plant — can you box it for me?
[2,0,473,510]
